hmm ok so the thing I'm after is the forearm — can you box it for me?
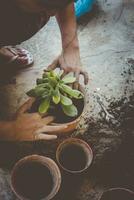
[56,2,79,49]
[49,3,88,87]
[0,121,14,141]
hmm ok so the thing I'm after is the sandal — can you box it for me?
[0,46,34,68]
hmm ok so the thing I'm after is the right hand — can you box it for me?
[45,53,89,90]
[10,98,67,141]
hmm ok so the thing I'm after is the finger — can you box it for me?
[80,70,89,85]
[17,98,35,115]
[44,58,59,72]
[68,83,73,88]
[50,122,64,125]
[39,112,48,118]
[29,112,42,119]
[42,116,55,125]
[61,71,67,79]
[36,124,67,134]
[44,125,68,133]
[35,133,57,141]
[78,84,85,94]
[74,71,80,89]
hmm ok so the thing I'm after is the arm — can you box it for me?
[47,2,88,88]
[56,2,79,57]
[0,98,67,141]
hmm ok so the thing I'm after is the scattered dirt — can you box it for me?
[81,93,134,195]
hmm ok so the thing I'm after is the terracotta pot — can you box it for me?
[23,85,86,136]
[54,85,86,135]
[11,155,61,200]
[56,138,93,174]
[100,188,134,200]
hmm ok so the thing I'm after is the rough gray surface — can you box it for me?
[0,0,134,199]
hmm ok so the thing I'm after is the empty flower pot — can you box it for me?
[100,188,134,200]
[11,155,61,200]
[56,138,93,174]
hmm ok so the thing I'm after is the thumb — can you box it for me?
[35,133,57,141]
[44,57,59,72]
[17,98,35,116]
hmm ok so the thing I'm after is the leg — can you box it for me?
[0,0,48,68]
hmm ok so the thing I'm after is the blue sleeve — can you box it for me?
[74,0,95,18]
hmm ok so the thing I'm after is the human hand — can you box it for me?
[45,47,89,89]
[8,98,67,141]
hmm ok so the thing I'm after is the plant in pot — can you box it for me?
[26,70,85,135]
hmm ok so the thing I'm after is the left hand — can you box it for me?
[6,98,67,142]
[45,48,89,89]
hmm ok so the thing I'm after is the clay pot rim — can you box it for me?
[11,155,61,200]
[56,138,93,174]
[99,187,134,200]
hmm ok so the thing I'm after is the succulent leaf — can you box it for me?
[62,104,78,117]
[61,94,72,106]
[52,88,61,104]
[62,75,76,84]
[39,98,50,114]
[61,84,83,99]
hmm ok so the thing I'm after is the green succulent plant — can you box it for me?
[27,70,84,117]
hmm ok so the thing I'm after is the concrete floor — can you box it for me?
[0,0,134,120]
[0,0,134,199]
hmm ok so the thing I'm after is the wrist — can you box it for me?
[62,36,79,50]
[62,42,80,57]
[62,40,80,58]
[0,121,16,141]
